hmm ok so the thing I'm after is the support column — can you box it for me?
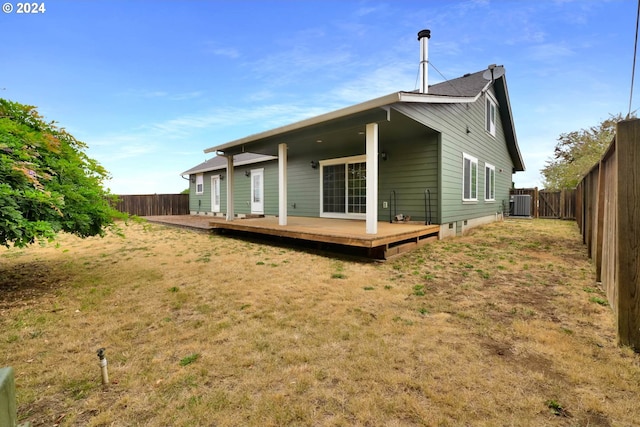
[278,143,288,226]
[225,154,234,221]
[366,122,379,234]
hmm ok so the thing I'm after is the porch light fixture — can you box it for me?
[380,152,388,161]
[310,160,318,169]
[245,170,250,177]
[190,177,196,183]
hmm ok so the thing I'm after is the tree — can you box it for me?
[0,98,116,247]
[540,114,628,190]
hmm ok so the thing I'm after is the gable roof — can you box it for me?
[428,70,492,97]
[181,152,277,176]
[203,69,524,172]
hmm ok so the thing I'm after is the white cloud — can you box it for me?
[328,62,416,104]
[528,43,575,62]
[210,47,240,59]
[117,89,204,101]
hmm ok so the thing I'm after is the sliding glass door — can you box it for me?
[320,156,366,219]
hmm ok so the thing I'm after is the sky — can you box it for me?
[1,0,636,194]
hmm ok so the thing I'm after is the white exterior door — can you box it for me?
[250,169,264,214]
[211,175,221,213]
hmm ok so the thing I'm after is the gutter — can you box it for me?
[204,91,478,154]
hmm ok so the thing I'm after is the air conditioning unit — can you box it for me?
[511,195,531,217]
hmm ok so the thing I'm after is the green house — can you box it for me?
[181,30,524,239]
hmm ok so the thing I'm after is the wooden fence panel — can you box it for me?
[113,194,189,216]
[615,120,640,349]
[509,188,576,219]
[601,144,617,317]
[577,118,640,350]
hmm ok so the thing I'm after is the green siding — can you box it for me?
[287,139,362,217]
[393,87,515,224]
[187,160,280,215]
[190,87,516,225]
[377,132,439,223]
[188,173,211,214]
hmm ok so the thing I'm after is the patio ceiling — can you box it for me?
[215,106,439,157]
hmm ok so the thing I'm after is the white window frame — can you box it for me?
[485,163,495,202]
[485,93,497,136]
[319,155,367,219]
[195,173,204,195]
[462,153,478,202]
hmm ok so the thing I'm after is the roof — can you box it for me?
[202,68,524,172]
[181,152,277,176]
[427,70,492,97]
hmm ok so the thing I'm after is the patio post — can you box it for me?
[278,143,288,226]
[225,154,234,221]
[366,122,379,234]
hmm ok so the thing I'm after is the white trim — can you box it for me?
[319,155,367,220]
[278,143,287,226]
[211,175,221,213]
[462,153,478,202]
[183,155,277,175]
[195,173,204,195]
[485,93,497,137]
[484,163,495,202]
[205,91,482,154]
[250,168,264,214]
[321,212,367,220]
[365,122,378,234]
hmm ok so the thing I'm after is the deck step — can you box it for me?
[383,235,438,259]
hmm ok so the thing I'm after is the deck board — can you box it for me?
[144,215,440,257]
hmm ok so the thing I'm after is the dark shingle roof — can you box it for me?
[427,70,490,97]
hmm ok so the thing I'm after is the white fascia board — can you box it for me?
[204,92,403,153]
[397,92,480,104]
[180,155,277,175]
[204,90,481,154]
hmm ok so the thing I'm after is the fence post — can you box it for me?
[616,119,640,350]
[593,163,606,282]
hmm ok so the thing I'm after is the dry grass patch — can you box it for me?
[1,218,639,426]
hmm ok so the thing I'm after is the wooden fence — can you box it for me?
[576,118,640,350]
[509,188,576,219]
[113,194,189,216]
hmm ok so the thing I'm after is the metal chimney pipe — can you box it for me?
[418,29,431,93]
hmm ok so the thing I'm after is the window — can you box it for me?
[485,95,496,136]
[195,173,204,195]
[485,163,495,201]
[321,155,366,217]
[463,153,478,201]
[347,162,366,214]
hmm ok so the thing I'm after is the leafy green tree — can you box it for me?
[0,98,116,247]
[541,114,624,190]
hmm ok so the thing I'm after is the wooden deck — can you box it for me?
[144,215,440,259]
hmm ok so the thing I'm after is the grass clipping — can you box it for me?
[1,219,638,426]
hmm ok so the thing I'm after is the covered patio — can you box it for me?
[144,215,439,259]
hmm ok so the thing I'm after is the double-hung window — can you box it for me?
[463,153,478,201]
[485,163,495,201]
[485,94,497,136]
[195,173,204,195]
